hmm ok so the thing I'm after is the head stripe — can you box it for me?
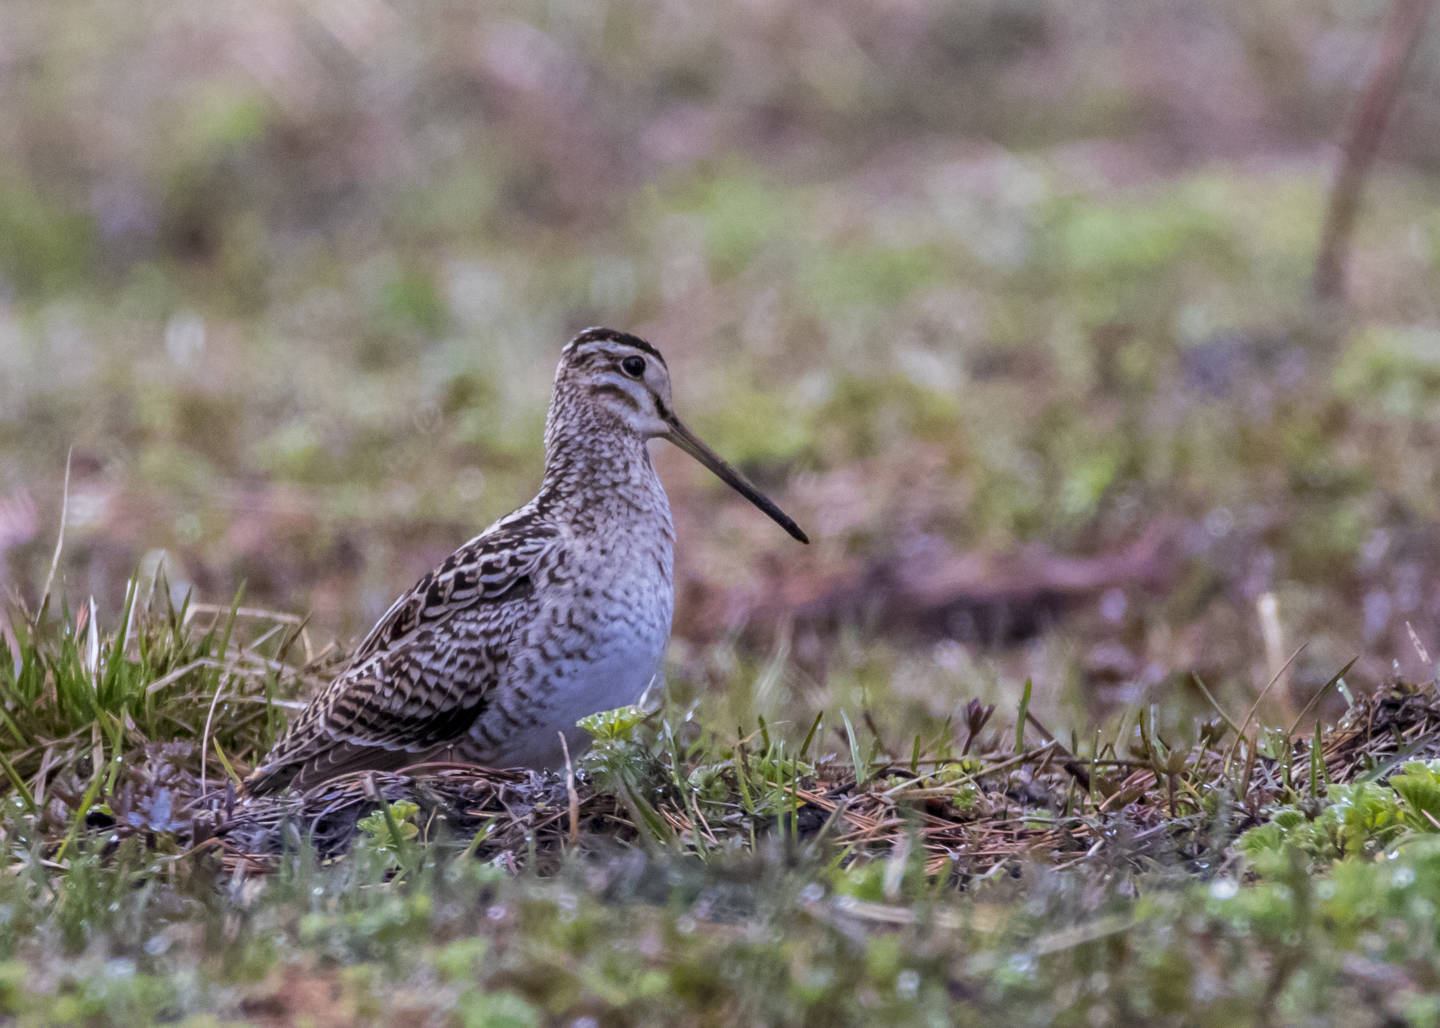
[589,382,643,411]
[565,326,665,364]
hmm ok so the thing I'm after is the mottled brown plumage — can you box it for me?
[244,328,807,795]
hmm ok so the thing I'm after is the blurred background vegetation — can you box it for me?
[3,0,1440,746]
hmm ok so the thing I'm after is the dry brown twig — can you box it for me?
[1314,0,1437,302]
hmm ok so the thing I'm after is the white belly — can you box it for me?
[484,623,666,768]
[473,549,674,769]
[552,621,663,733]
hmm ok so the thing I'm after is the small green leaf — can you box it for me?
[578,704,648,742]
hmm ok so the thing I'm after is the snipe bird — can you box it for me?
[244,327,808,795]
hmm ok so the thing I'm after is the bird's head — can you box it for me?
[554,327,808,543]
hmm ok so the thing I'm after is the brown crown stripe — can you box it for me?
[566,326,665,363]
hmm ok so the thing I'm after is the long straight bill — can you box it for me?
[664,417,810,543]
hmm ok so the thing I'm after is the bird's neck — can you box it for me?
[538,409,671,531]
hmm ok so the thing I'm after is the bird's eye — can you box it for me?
[620,355,646,378]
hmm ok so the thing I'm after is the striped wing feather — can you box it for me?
[243,517,562,795]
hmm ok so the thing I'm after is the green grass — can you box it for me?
[2,580,1440,1023]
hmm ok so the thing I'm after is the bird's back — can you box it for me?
[242,511,561,794]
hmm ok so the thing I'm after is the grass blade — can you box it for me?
[1015,679,1032,754]
[842,709,869,786]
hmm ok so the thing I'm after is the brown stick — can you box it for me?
[1314,0,1436,302]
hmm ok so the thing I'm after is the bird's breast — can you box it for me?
[552,531,674,704]
[506,526,672,717]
